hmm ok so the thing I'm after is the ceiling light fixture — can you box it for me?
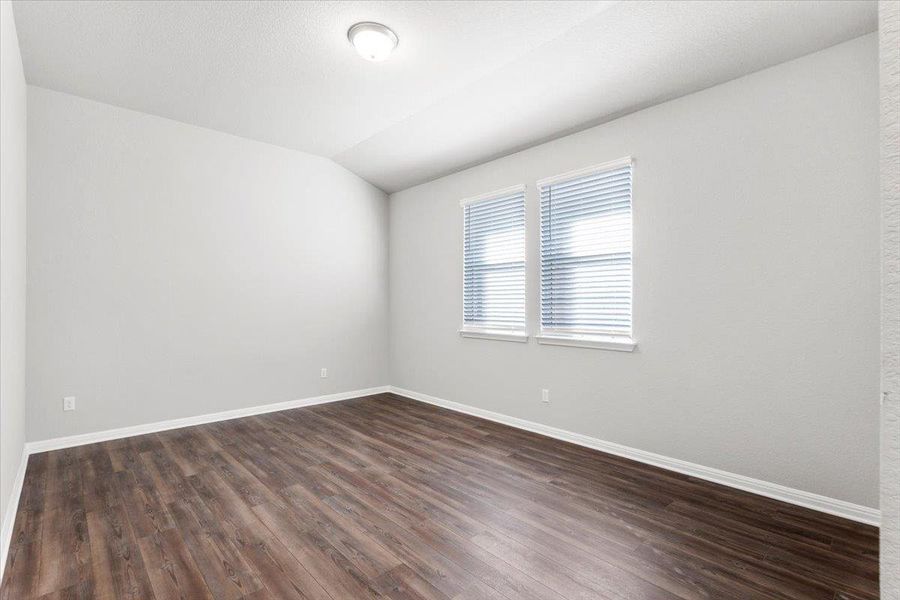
[348,22,398,62]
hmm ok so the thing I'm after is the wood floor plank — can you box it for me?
[1,540,42,600]
[85,504,156,600]
[373,564,450,600]
[252,501,386,599]
[79,445,120,514]
[33,506,91,597]
[165,496,263,600]
[258,489,404,581]
[229,527,334,600]
[1,393,880,599]
[1,454,50,598]
[32,579,95,600]
[452,580,509,600]
[113,468,175,540]
[137,529,214,600]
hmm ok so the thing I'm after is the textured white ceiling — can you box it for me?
[12,0,877,192]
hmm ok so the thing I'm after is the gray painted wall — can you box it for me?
[880,0,900,595]
[389,35,881,508]
[0,0,27,553]
[25,86,390,442]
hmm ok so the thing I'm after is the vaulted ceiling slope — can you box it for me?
[12,0,877,193]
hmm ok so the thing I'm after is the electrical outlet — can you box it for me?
[541,389,550,403]
[320,368,328,378]
[63,396,76,411]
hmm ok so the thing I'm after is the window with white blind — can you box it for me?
[460,185,527,342]
[538,158,635,351]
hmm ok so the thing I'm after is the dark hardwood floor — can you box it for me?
[0,393,879,599]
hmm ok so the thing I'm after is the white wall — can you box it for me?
[390,35,880,508]
[0,0,27,568]
[26,86,389,442]
[880,0,900,594]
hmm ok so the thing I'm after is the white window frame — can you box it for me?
[536,157,636,352]
[459,184,528,343]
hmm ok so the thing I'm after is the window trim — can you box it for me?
[536,333,635,352]
[538,157,636,351]
[535,156,633,188]
[459,329,529,343]
[459,184,526,207]
[460,184,528,339]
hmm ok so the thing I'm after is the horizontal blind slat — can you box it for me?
[464,188,527,330]
[540,163,633,336]
[539,167,631,194]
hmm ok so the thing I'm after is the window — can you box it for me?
[538,158,635,351]
[460,185,527,342]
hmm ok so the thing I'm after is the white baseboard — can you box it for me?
[0,449,29,582]
[1,385,388,577]
[389,386,881,527]
[2,381,879,584]
[25,385,390,454]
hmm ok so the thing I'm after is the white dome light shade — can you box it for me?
[348,22,398,62]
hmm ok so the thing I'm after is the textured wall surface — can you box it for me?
[881,1,900,596]
[26,87,390,442]
[0,0,27,567]
[390,35,881,508]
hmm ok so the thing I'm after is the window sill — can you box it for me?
[536,334,636,352]
[459,329,529,343]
